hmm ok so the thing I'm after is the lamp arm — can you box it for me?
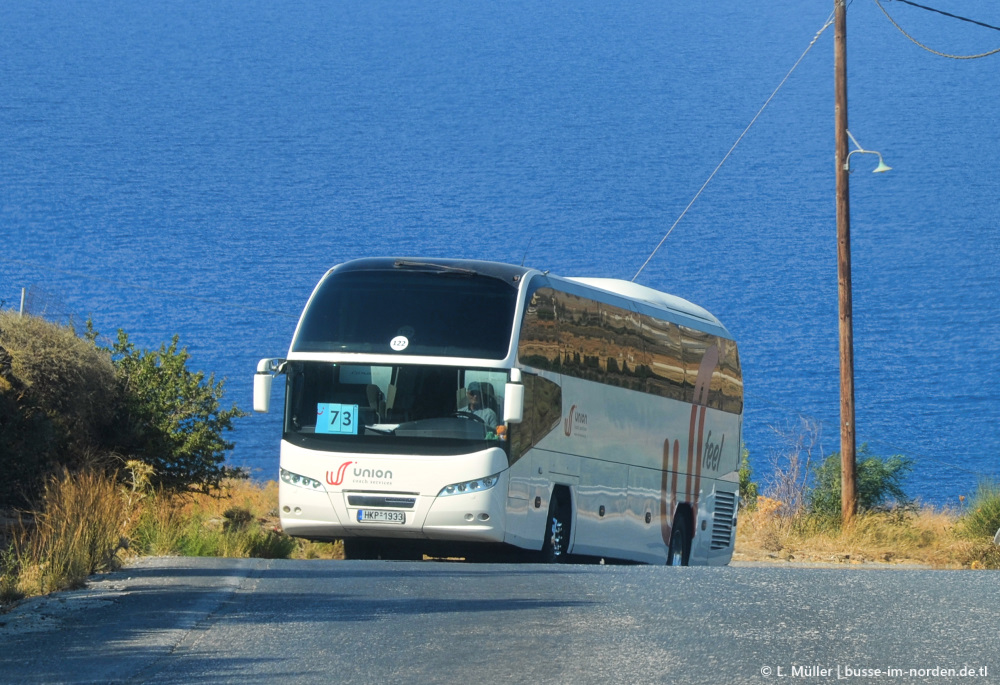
[843,148,891,173]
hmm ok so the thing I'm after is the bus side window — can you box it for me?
[716,338,744,414]
[510,374,562,463]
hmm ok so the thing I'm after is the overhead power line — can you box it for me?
[632,12,836,282]
[890,0,1000,33]
[875,0,1000,58]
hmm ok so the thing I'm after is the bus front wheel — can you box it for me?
[539,491,571,563]
[342,538,381,560]
[343,538,423,561]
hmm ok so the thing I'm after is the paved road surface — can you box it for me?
[0,557,997,684]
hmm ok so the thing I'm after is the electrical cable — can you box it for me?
[890,0,1000,33]
[874,0,1000,58]
[631,13,836,282]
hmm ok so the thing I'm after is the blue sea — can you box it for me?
[2,1,998,504]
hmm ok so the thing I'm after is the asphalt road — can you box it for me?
[0,557,997,684]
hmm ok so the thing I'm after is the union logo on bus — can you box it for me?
[326,461,354,486]
[564,405,588,437]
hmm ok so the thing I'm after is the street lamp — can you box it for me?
[845,130,892,173]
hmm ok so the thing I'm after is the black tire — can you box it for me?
[539,491,571,563]
[342,538,381,560]
[666,515,690,566]
[343,538,422,561]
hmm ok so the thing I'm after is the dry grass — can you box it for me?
[735,497,1000,569]
[130,479,295,560]
[2,470,131,603]
[1,474,305,608]
[135,479,343,560]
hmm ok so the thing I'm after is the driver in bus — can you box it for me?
[465,381,499,430]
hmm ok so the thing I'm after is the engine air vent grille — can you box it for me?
[711,491,737,550]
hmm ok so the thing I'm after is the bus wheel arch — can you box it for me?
[540,485,572,562]
[667,504,693,566]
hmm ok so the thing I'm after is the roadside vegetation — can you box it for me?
[0,468,340,604]
[735,424,1000,569]
[0,311,260,606]
[2,313,998,609]
[0,310,245,509]
[0,312,347,607]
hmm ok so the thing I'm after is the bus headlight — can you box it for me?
[438,473,500,497]
[280,467,323,490]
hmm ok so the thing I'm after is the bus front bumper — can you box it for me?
[279,474,507,544]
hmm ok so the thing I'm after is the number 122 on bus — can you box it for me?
[254,258,743,565]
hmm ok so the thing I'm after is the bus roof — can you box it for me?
[563,277,723,328]
[324,258,729,336]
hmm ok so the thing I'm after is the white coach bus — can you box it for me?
[254,258,743,565]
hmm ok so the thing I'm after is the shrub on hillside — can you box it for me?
[0,312,246,506]
[129,480,295,560]
[0,312,119,507]
[103,329,247,492]
[809,445,913,519]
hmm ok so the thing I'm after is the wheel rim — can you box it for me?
[549,516,565,558]
[668,522,687,566]
[669,538,683,566]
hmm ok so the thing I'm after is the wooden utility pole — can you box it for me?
[834,0,858,524]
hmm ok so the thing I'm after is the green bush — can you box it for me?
[958,480,1000,540]
[243,529,296,559]
[0,313,245,506]
[101,329,247,493]
[1,543,22,603]
[809,445,913,519]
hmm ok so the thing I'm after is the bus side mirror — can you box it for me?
[254,374,273,413]
[503,383,524,424]
[254,358,285,413]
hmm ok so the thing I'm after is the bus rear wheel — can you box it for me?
[667,516,691,566]
[539,491,571,563]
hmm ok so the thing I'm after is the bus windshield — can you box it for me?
[291,268,519,359]
[283,362,510,455]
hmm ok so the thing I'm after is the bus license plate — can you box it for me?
[357,509,405,524]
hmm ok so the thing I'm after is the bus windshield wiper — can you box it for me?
[364,425,397,435]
